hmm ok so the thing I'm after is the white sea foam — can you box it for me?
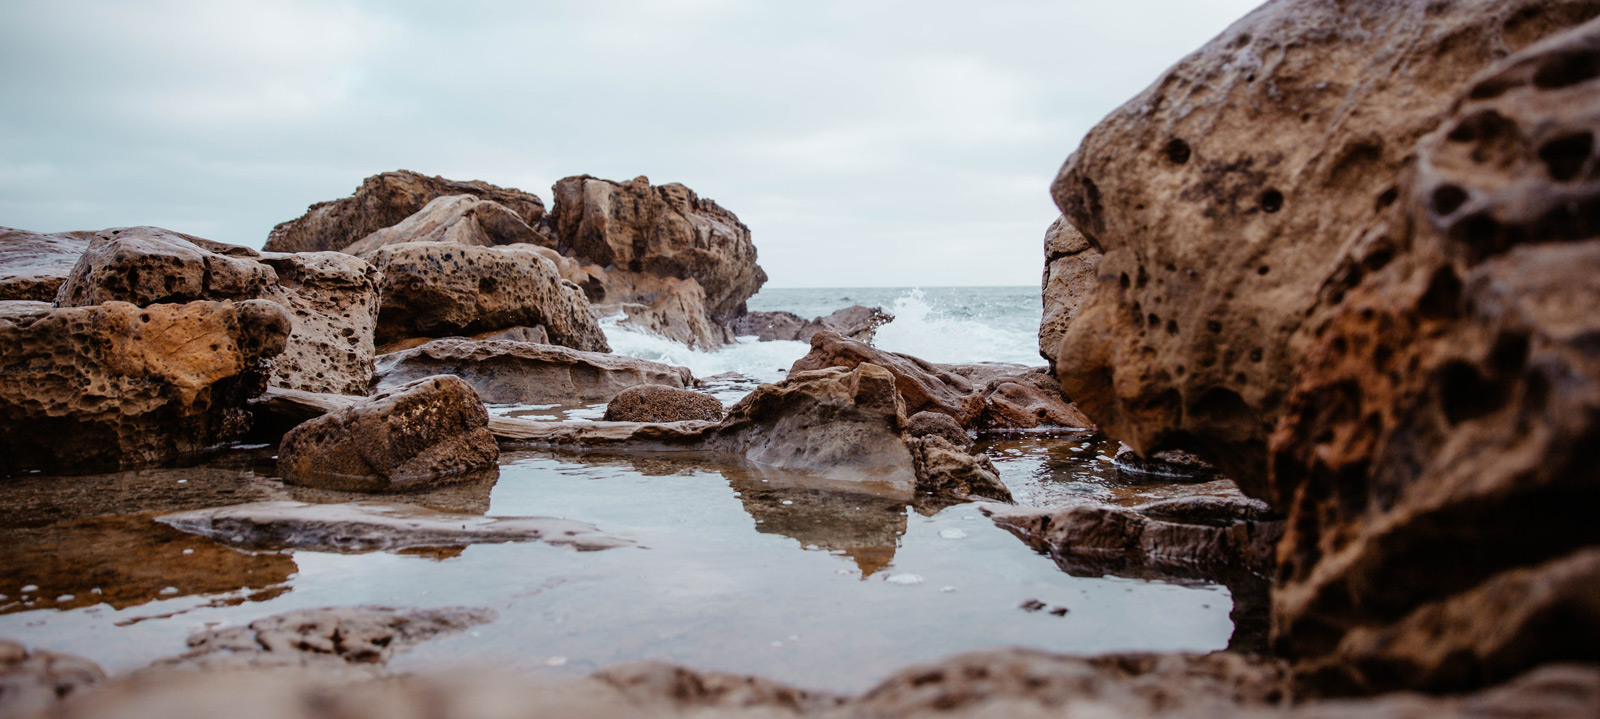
[870,289,1042,366]
[600,315,809,385]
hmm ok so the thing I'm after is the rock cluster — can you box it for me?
[731,304,894,343]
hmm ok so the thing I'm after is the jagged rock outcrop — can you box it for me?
[258,252,382,396]
[373,338,692,404]
[0,226,92,301]
[1038,216,1101,372]
[362,242,609,352]
[276,375,498,492]
[1050,0,1600,492]
[340,194,544,256]
[603,385,724,423]
[0,300,289,474]
[792,331,986,426]
[54,226,274,308]
[732,305,894,343]
[550,175,766,321]
[1268,18,1600,695]
[265,170,549,254]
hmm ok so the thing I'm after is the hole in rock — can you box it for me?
[1165,138,1191,165]
[1533,49,1600,89]
[1538,131,1593,182]
[1418,266,1463,319]
[1431,185,1470,216]
[1375,187,1398,211]
[1260,189,1283,213]
[1437,360,1507,424]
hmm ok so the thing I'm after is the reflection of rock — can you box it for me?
[282,468,500,515]
[1038,216,1101,373]
[157,501,633,553]
[278,375,498,492]
[374,338,693,404]
[154,606,496,674]
[0,300,290,474]
[603,385,724,423]
[54,226,273,307]
[0,226,92,301]
[726,471,907,577]
[731,305,893,343]
[0,513,296,614]
[908,436,1011,504]
[0,640,105,718]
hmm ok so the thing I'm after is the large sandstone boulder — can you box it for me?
[265,170,549,254]
[1038,216,1101,371]
[277,375,498,492]
[340,194,545,255]
[791,331,986,426]
[0,300,290,474]
[258,251,382,396]
[362,242,609,352]
[603,385,724,423]
[550,175,766,321]
[0,226,92,301]
[1049,0,1600,492]
[1268,19,1600,695]
[55,226,274,307]
[373,338,693,404]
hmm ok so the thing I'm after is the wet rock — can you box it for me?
[1134,496,1273,525]
[791,331,985,426]
[340,194,543,255]
[1038,216,1101,372]
[0,226,92,301]
[277,375,498,492]
[986,503,1281,579]
[1049,0,1599,493]
[550,174,766,321]
[55,226,274,307]
[257,251,382,396]
[726,471,909,577]
[265,170,549,254]
[731,305,894,343]
[1268,18,1600,694]
[374,338,692,404]
[363,242,609,352]
[591,269,735,350]
[904,411,973,451]
[908,435,1011,503]
[1113,445,1224,483]
[157,501,632,553]
[977,367,1094,430]
[602,385,724,423]
[0,300,290,474]
[0,640,104,718]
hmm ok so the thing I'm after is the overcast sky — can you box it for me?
[1,0,1261,287]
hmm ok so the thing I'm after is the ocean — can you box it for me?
[604,286,1046,386]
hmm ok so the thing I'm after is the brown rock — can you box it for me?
[363,242,609,352]
[258,251,382,396]
[265,170,549,254]
[986,503,1281,580]
[732,305,894,343]
[791,331,985,426]
[376,325,549,355]
[55,226,274,308]
[978,367,1094,430]
[1050,0,1600,494]
[276,375,498,492]
[904,410,972,450]
[0,300,290,474]
[908,434,1011,503]
[595,271,734,350]
[1269,19,1600,694]
[0,640,104,718]
[1113,445,1224,483]
[340,194,544,255]
[0,226,91,301]
[1038,216,1101,372]
[550,174,766,321]
[374,338,692,405]
[603,385,724,423]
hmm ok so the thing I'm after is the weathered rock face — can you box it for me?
[550,175,766,320]
[0,226,92,301]
[258,252,382,396]
[362,242,609,352]
[339,194,546,256]
[55,226,275,308]
[1268,19,1600,695]
[0,300,290,474]
[792,331,986,426]
[904,410,972,450]
[908,435,1011,503]
[373,338,692,404]
[277,375,499,492]
[1038,216,1101,371]
[1050,0,1600,493]
[265,170,549,254]
[603,385,724,423]
[592,270,734,350]
[732,305,894,343]
[988,503,1281,580]
[978,367,1094,430]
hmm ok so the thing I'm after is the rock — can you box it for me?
[340,194,544,255]
[0,226,92,301]
[550,174,766,321]
[1113,445,1224,483]
[362,242,609,352]
[729,309,807,341]
[977,367,1094,430]
[55,226,274,307]
[592,661,844,713]
[157,501,632,553]
[904,410,972,451]
[937,362,1032,387]
[1038,216,1101,372]
[595,271,735,349]
[731,305,894,343]
[1049,0,1599,493]
[1134,496,1272,525]
[908,435,1011,503]
[1269,18,1600,694]
[256,252,382,396]
[0,640,105,718]
[265,170,549,254]
[0,300,290,474]
[276,375,498,492]
[374,338,693,405]
[791,330,985,426]
[603,385,724,423]
[376,325,549,355]
[986,503,1282,580]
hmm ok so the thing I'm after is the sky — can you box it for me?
[0,0,1263,288]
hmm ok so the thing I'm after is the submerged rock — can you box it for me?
[1037,216,1101,372]
[340,194,543,255]
[374,338,692,404]
[258,251,383,396]
[603,385,724,423]
[0,640,105,718]
[276,375,498,492]
[0,226,92,301]
[731,305,894,343]
[157,501,632,553]
[0,300,289,474]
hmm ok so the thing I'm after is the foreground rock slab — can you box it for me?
[0,300,289,474]
[0,640,105,718]
[0,226,92,301]
[277,375,498,492]
[374,338,693,404]
[156,501,633,553]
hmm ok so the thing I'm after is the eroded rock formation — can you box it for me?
[340,194,544,255]
[55,227,274,308]
[373,338,693,404]
[1038,216,1100,372]
[258,251,382,395]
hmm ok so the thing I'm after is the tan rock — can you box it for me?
[373,338,692,404]
[258,251,382,396]
[791,331,985,426]
[602,385,724,423]
[977,367,1094,430]
[340,194,544,255]
[1038,216,1101,372]
[0,226,92,301]
[55,226,274,308]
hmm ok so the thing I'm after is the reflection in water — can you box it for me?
[981,433,1248,509]
[725,471,908,577]
[282,468,502,515]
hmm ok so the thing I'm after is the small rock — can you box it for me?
[603,385,724,423]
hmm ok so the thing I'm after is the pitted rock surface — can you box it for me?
[55,226,274,308]
[603,385,724,423]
